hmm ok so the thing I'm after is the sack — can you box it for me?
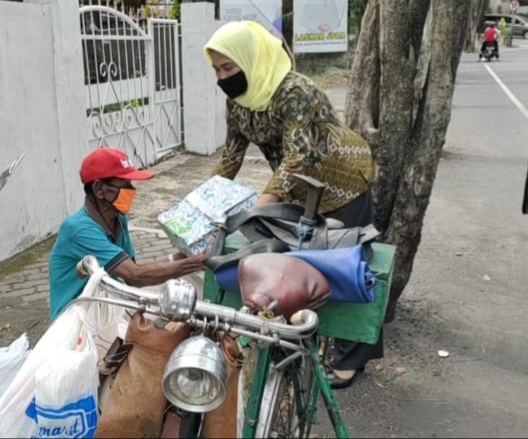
[201,333,242,439]
[227,203,379,251]
[238,253,331,316]
[0,333,30,399]
[0,266,122,439]
[94,313,191,439]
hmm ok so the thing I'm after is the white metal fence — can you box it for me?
[80,3,182,168]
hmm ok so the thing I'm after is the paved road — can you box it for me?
[323,43,528,438]
[2,43,528,438]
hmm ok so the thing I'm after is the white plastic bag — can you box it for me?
[0,333,30,399]
[25,327,99,438]
[0,266,123,438]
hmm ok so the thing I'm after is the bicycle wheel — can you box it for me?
[256,350,315,438]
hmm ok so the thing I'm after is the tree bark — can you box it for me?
[409,0,432,60]
[465,0,489,52]
[373,0,415,233]
[344,0,380,148]
[345,0,471,322]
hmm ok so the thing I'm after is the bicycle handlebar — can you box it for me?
[76,255,319,341]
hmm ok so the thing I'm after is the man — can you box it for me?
[480,22,500,60]
[48,147,204,320]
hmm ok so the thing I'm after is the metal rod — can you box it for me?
[63,296,158,319]
[81,35,150,41]
[194,300,318,340]
[78,256,319,341]
[272,351,304,371]
[78,256,161,304]
[308,339,349,438]
[227,326,307,353]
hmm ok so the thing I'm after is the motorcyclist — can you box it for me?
[480,22,500,60]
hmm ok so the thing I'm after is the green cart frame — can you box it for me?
[202,233,396,438]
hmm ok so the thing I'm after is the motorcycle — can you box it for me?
[481,42,499,62]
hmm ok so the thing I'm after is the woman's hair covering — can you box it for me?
[204,20,292,111]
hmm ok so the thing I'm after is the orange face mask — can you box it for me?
[112,188,136,214]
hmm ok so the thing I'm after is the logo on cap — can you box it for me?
[121,158,133,169]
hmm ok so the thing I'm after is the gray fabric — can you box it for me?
[234,204,380,250]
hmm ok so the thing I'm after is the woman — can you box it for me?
[203,20,383,389]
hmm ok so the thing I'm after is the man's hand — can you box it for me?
[170,251,188,261]
[113,252,206,288]
[172,254,205,278]
[256,193,280,207]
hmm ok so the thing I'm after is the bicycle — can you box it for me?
[76,174,396,438]
[75,255,335,438]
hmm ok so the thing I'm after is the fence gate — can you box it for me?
[80,5,183,168]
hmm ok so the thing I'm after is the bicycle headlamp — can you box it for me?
[162,336,227,413]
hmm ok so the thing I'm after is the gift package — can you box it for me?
[158,176,257,255]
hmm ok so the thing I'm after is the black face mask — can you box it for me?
[217,71,248,100]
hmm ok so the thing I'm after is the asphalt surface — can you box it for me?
[319,42,528,438]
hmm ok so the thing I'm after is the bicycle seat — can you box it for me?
[238,253,331,317]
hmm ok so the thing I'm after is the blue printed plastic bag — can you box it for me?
[25,395,98,439]
[27,335,99,438]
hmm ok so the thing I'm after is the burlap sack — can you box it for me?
[95,313,190,438]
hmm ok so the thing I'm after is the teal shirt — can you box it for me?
[48,208,135,320]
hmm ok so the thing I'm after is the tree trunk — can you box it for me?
[344,0,380,148]
[345,0,471,323]
[465,0,489,52]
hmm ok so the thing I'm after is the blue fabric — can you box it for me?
[214,245,377,304]
[215,263,241,294]
[286,245,377,304]
[48,208,135,321]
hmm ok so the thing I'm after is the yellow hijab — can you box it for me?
[203,20,292,111]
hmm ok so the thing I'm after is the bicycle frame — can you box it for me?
[74,255,348,438]
[210,293,350,439]
[211,184,351,439]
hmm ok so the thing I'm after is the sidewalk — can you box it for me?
[0,228,174,345]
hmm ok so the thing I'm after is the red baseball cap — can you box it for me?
[80,147,155,184]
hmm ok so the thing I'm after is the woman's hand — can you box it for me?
[256,193,280,207]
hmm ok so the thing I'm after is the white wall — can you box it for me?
[0,1,224,262]
[181,3,227,156]
[0,0,89,262]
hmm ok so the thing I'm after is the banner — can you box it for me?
[293,0,348,53]
[219,0,284,37]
